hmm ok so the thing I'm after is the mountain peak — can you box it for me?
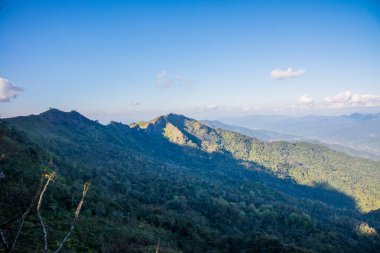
[130,113,192,129]
[38,108,95,125]
[153,113,190,123]
[40,108,80,117]
[165,113,189,119]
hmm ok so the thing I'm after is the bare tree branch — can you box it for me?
[9,177,44,252]
[155,242,160,253]
[2,171,91,253]
[37,172,56,253]
[0,227,10,252]
[53,181,91,253]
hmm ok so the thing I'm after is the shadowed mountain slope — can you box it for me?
[1,109,379,252]
[134,113,380,213]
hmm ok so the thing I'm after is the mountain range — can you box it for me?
[224,113,380,160]
[0,109,379,252]
[202,120,380,160]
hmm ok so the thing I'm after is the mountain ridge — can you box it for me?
[1,108,379,252]
[102,109,380,213]
[226,112,380,159]
[203,119,380,160]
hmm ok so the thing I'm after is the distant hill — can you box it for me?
[202,119,380,160]
[1,109,379,252]
[134,113,380,212]
[226,113,380,160]
[202,120,304,142]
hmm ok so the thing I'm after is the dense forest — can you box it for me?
[0,109,379,252]
[198,118,380,212]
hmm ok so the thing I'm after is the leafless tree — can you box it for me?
[53,181,91,253]
[0,172,91,253]
[37,172,56,253]
[11,177,44,252]
[155,242,160,253]
[0,177,44,252]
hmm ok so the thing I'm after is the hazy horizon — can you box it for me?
[1,0,380,122]
[3,106,380,125]
[2,2,380,252]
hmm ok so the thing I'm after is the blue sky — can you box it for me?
[1,0,380,122]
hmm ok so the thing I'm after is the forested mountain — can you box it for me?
[1,109,379,253]
[225,113,380,160]
[202,120,380,161]
[133,113,380,212]
[202,120,304,142]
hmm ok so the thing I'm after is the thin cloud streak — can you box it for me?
[271,68,306,80]
[156,70,195,88]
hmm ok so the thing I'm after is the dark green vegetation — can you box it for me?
[186,117,380,212]
[1,109,379,252]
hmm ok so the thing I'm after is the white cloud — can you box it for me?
[0,78,23,102]
[299,95,314,106]
[323,91,380,108]
[130,101,141,106]
[207,104,219,111]
[156,70,195,88]
[271,68,306,80]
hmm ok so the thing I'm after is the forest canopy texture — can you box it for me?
[0,109,379,252]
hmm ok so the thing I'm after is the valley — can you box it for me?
[1,109,379,252]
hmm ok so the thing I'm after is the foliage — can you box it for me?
[0,109,379,252]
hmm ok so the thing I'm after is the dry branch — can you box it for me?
[0,228,10,251]
[37,172,56,253]
[53,181,91,253]
[9,177,44,252]
[155,242,160,253]
[1,171,90,253]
